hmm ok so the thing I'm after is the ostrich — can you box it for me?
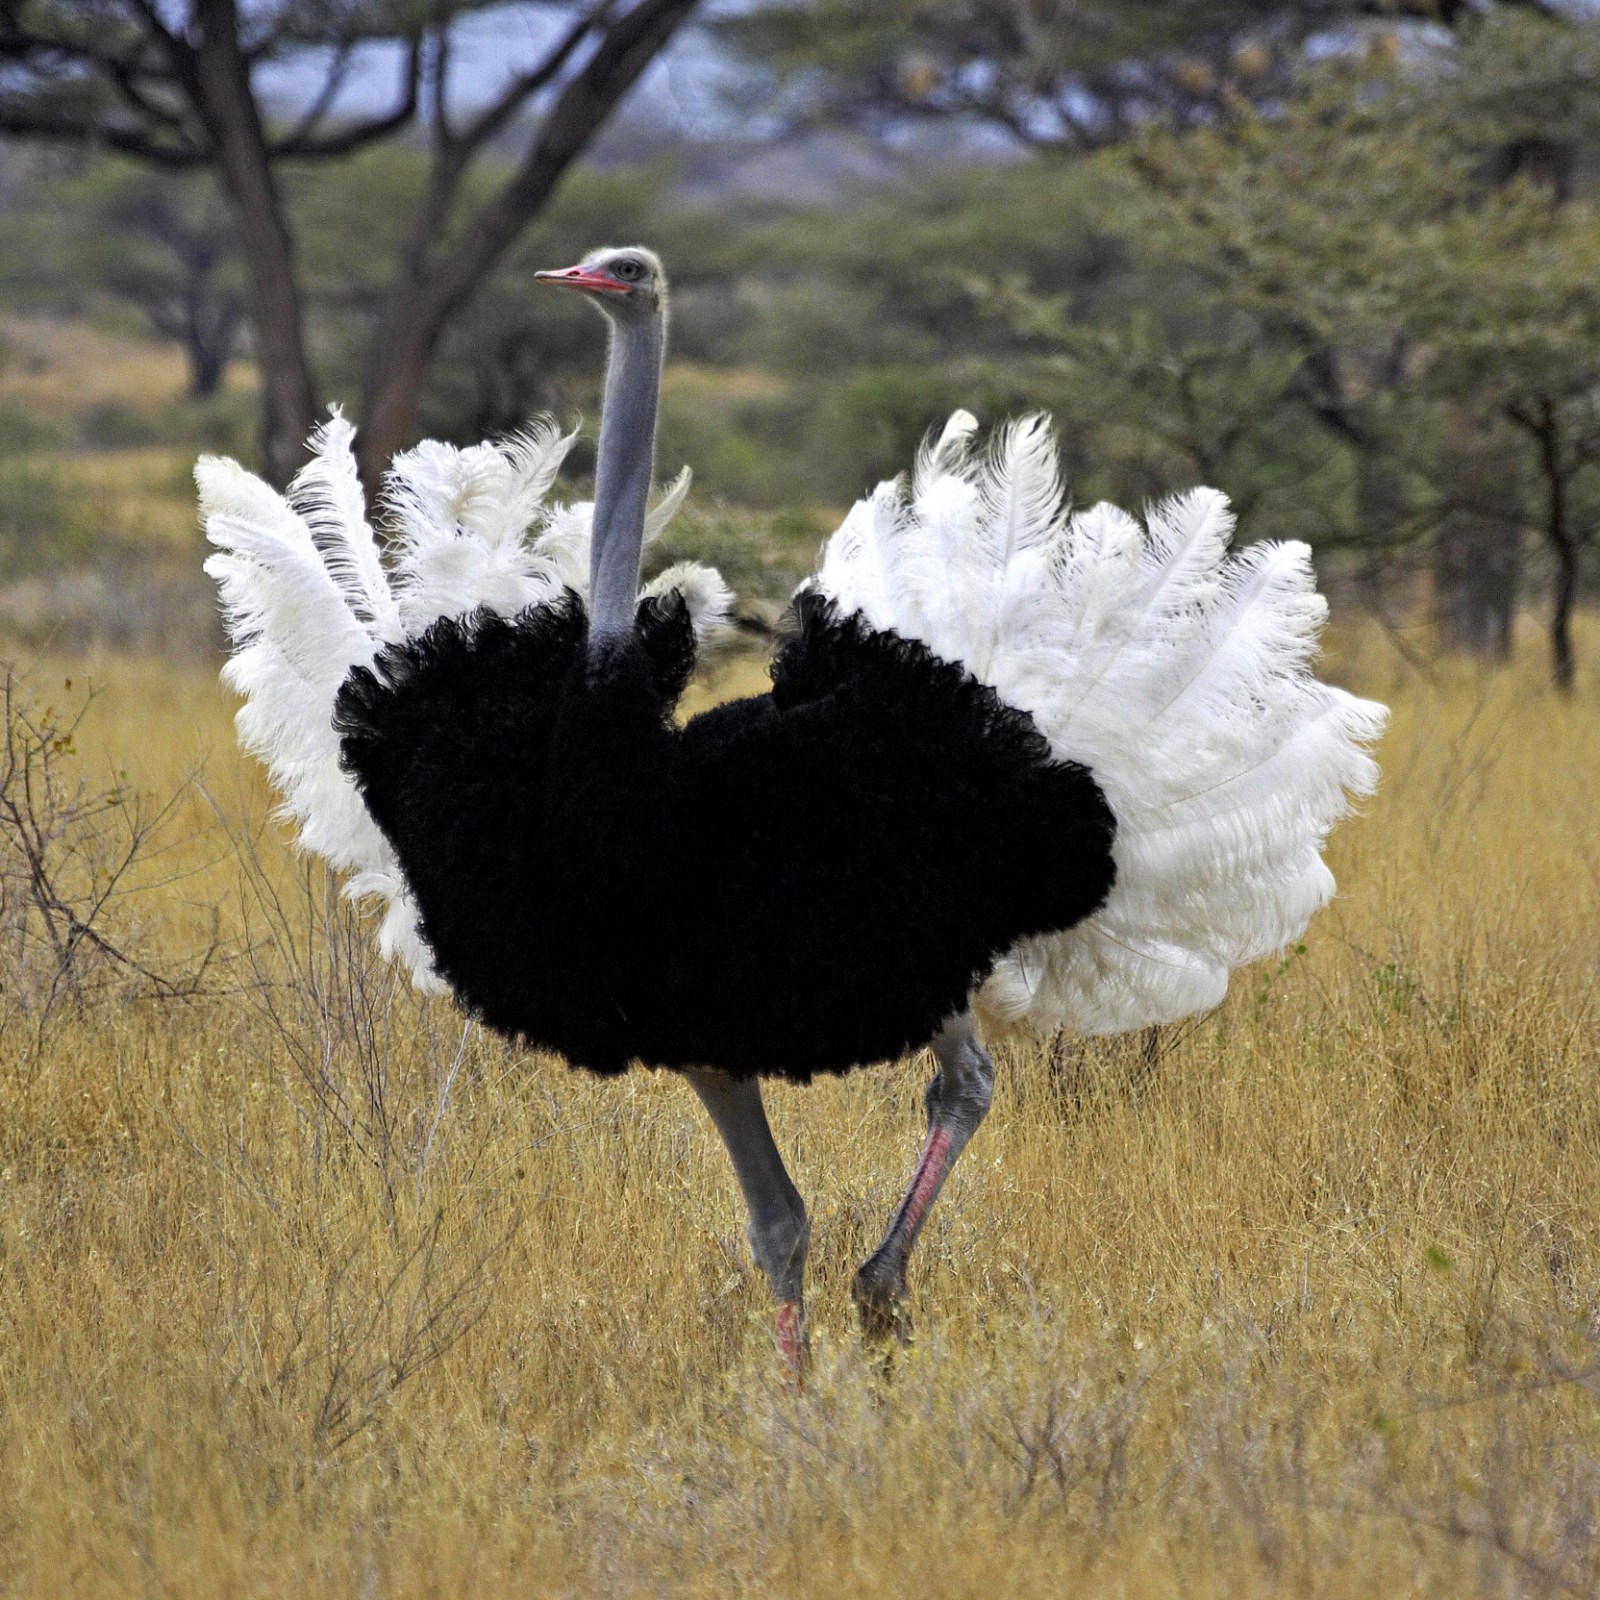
[201,247,1387,1376]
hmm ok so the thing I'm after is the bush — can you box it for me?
[0,398,65,456]
[658,367,815,509]
[78,399,167,449]
[74,391,255,456]
[650,498,830,607]
[0,668,213,1036]
[0,459,94,575]
[811,363,1015,499]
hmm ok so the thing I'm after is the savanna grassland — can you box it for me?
[1,603,1597,1599]
[1,304,1598,1600]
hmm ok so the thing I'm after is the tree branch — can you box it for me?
[279,38,355,148]
[123,0,185,52]
[0,101,211,164]
[454,0,620,158]
[269,31,422,159]
[105,60,190,133]
[356,0,700,474]
[428,12,452,147]
[432,0,697,313]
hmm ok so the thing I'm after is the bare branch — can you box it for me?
[454,0,620,158]
[428,11,452,146]
[432,0,698,314]
[278,37,355,148]
[105,58,191,133]
[269,29,422,158]
[123,0,183,49]
[0,101,212,163]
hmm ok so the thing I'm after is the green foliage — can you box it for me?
[657,368,811,509]
[1372,961,1422,1019]
[0,154,249,400]
[980,288,1349,533]
[815,362,988,490]
[415,154,1133,506]
[716,0,1353,151]
[649,498,828,605]
[74,392,255,456]
[78,400,166,450]
[0,399,66,456]
[1435,8,1600,155]
[965,21,1600,641]
[0,460,94,577]
[7,0,1599,657]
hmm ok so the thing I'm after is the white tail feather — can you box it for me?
[810,412,1388,1036]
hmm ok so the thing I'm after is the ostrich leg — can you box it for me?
[853,1011,995,1343]
[683,1069,811,1382]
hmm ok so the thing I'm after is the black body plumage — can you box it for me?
[334,589,1117,1082]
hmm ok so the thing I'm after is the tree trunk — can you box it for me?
[191,0,317,484]
[189,331,227,400]
[354,0,701,486]
[1434,518,1520,658]
[177,281,240,399]
[1549,528,1578,695]
[1533,400,1579,695]
[1434,413,1520,658]
[359,328,435,484]
[1353,444,1409,610]
[148,290,231,399]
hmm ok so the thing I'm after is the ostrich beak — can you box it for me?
[534,264,627,295]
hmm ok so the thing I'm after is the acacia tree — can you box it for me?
[70,164,246,398]
[713,0,1572,151]
[716,0,1360,149]
[1099,27,1600,689]
[1398,190,1600,692]
[749,0,1597,683]
[0,0,701,484]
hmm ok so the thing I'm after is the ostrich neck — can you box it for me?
[588,311,664,653]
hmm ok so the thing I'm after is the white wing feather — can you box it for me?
[808,413,1388,1036]
[203,414,727,991]
[288,412,401,640]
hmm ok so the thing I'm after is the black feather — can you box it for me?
[335,586,1117,1082]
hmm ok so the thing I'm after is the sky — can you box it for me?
[255,4,743,139]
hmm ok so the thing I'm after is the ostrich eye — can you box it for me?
[612,258,644,282]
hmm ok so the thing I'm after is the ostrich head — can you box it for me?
[535,246,669,647]
[534,246,666,321]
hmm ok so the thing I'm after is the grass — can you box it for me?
[0,614,1596,1597]
[0,314,253,551]
[0,317,254,655]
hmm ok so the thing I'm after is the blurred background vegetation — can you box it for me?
[0,0,1596,685]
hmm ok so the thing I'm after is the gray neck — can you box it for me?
[588,310,664,653]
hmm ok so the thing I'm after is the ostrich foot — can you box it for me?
[683,1070,812,1391]
[852,1254,912,1346]
[851,1014,994,1355]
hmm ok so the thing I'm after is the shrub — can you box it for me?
[78,398,167,449]
[0,459,94,575]
[0,398,66,456]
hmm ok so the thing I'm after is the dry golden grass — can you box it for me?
[0,318,242,661]
[0,316,204,418]
[1,619,1598,1598]
[64,447,211,553]
[1,315,252,560]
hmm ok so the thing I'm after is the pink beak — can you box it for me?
[534,264,628,294]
